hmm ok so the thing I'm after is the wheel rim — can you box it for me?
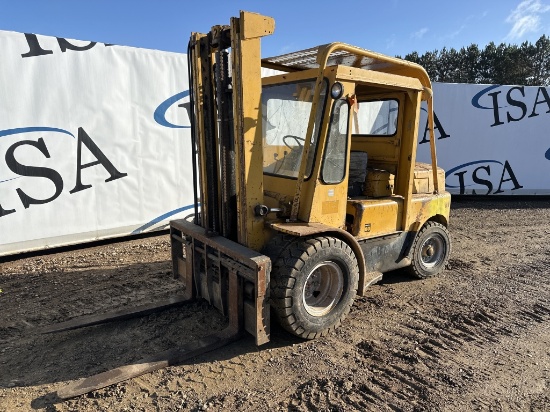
[420,233,446,268]
[303,261,344,317]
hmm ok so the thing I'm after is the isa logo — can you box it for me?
[0,127,127,218]
[472,85,550,127]
[445,159,523,195]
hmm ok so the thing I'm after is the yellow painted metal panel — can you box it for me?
[322,200,339,214]
[335,66,424,92]
[240,11,275,39]
[395,90,422,230]
[307,183,348,227]
[412,163,445,194]
[364,168,395,197]
[346,197,403,238]
[408,192,451,230]
[230,15,273,251]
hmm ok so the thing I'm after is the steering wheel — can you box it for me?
[283,135,305,149]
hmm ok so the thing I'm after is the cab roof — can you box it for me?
[262,43,432,91]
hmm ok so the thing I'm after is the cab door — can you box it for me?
[306,88,352,228]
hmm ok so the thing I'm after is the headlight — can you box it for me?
[331,82,344,99]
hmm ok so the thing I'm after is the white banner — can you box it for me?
[417,83,550,195]
[0,31,193,256]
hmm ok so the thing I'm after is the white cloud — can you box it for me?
[411,27,429,40]
[447,25,466,40]
[506,0,550,39]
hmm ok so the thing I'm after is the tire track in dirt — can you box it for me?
[364,264,548,410]
[289,257,550,411]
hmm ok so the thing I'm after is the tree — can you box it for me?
[401,35,550,86]
[531,35,550,85]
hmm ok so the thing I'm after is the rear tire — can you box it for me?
[407,221,451,279]
[269,236,359,339]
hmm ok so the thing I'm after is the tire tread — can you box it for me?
[266,234,359,339]
[407,221,451,279]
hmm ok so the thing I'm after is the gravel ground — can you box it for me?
[0,198,549,411]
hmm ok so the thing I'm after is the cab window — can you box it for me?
[352,99,398,136]
[321,99,350,184]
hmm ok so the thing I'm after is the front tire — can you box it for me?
[269,236,359,339]
[407,221,451,279]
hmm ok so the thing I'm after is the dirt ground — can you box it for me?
[0,198,549,412]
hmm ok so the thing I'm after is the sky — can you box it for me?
[1,0,550,58]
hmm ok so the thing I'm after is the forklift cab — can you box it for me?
[260,61,433,238]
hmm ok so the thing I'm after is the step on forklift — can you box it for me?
[52,11,450,398]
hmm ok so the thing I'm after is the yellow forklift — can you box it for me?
[171,9,451,343]
[56,11,450,398]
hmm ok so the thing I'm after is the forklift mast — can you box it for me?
[169,11,277,347]
[188,11,275,250]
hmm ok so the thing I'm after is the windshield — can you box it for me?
[262,79,327,178]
